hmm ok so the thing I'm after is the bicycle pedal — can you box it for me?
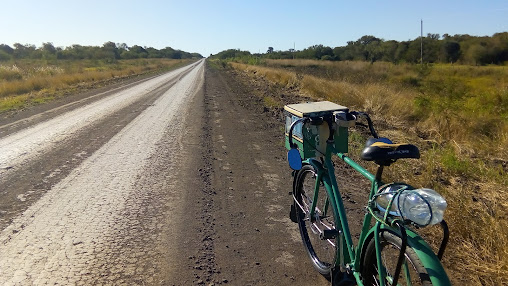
[330,268,355,286]
[320,229,338,240]
[332,276,356,286]
[289,204,298,223]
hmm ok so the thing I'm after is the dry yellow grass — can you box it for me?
[0,59,191,112]
[230,60,508,285]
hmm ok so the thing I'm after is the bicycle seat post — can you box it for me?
[375,166,384,182]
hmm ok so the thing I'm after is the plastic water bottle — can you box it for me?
[375,185,447,226]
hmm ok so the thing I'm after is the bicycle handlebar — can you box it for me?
[350,111,379,139]
[288,111,379,151]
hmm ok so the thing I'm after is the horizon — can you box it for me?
[1,30,507,57]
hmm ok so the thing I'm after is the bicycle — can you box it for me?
[284,101,451,286]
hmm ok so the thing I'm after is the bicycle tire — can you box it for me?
[361,230,433,286]
[294,164,339,277]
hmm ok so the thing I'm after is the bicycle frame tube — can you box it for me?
[336,152,376,183]
[335,151,382,272]
[306,143,382,275]
[326,160,354,264]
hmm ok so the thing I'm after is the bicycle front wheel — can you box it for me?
[361,230,433,286]
[294,164,338,277]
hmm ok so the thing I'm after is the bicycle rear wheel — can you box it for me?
[361,230,433,286]
[294,164,338,277]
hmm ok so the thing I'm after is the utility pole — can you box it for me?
[421,19,423,66]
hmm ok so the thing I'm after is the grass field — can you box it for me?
[226,58,508,285]
[0,58,193,112]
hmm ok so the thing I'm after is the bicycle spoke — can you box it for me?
[294,166,338,276]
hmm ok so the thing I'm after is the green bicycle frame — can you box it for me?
[304,140,451,286]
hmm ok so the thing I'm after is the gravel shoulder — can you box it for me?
[198,62,370,286]
[196,63,332,285]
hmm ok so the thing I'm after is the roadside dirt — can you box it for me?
[183,63,370,286]
[152,62,317,285]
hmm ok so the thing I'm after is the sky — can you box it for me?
[1,0,507,57]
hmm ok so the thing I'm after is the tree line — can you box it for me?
[0,41,203,61]
[212,32,508,65]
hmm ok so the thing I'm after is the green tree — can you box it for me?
[212,49,251,59]
[491,32,508,63]
[379,40,399,63]
[0,44,13,61]
[470,44,489,65]
[422,34,440,63]
[340,36,382,61]
[13,43,36,59]
[365,40,382,62]
[101,41,120,60]
[117,43,128,51]
[394,41,409,62]
[404,40,421,63]
[0,50,11,61]
[41,42,57,54]
[39,42,57,60]
[145,47,163,58]
[332,46,346,60]
[357,35,381,45]
[0,44,14,55]
[298,45,334,60]
[441,41,461,63]
[129,45,148,58]
[340,42,357,60]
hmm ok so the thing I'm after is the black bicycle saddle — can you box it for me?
[361,138,420,166]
